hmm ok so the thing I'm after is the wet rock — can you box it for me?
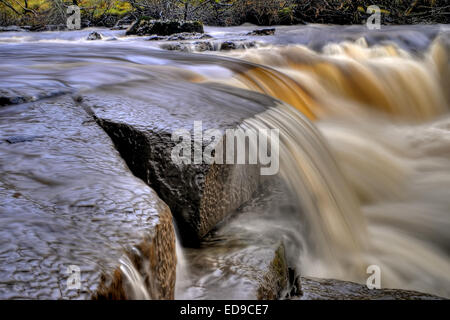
[220,41,236,50]
[0,96,176,299]
[5,135,41,144]
[86,31,102,41]
[80,80,280,244]
[0,87,71,107]
[194,41,215,52]
[0,93,31,106]
[219,40,257,51]
[167,32,212,41]
[126,19,203,36]
[147,35,167,41]
[159,43,188,52]
[43,24,67,32]
[286,267,302,298]
[160,40,257,52]
[149,33,211,42]
[298,277,445,300]
[256,244,289,299]
[111,25,130,30]
[247,28,276,36]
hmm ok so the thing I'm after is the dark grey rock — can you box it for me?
[220,41,237,50]
[176,179,297,299]
[79,80,280,244]
[0,88,71,107]
[160,40,257,52]
[86,31,102,41]
[166,32,212,41]
[0,96,176,299]
[43,24,67,32]
[0,26,28,32]
[5,135,41,144]
[298,277,445,300]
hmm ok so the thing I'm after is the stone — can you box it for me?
[247,28,276,36]
[79,79,280,244]
[5,135,41,144]
[220,41,236,51]
[0,87,71,107]
[176,179,298,299]
[297,277,445,300]
[0,96,176,299]
[0,26,27,32]
[86,31,102,41]
[160,40,258,52]
[166,32,212,41]
[126,19,204,36]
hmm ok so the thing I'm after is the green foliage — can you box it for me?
[1,0,448,28]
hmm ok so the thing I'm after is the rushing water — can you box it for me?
[0,24,449,299]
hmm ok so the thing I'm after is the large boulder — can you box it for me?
[126,18,204,36]
[79,80,280,244]
[0,96,176,299]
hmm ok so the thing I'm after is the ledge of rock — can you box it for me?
[176,179,299,299]
[0,96,176,299]
[0,26,29,32]
[298,277,445,300]
[247,28,276,36]
[126,19,204,36]
[87,31,103,41]
[80,80,280,244]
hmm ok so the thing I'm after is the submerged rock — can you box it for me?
[298,277,445,300]
[0,96,176,299]
[126,19,204,36]
[86,31,102,41]
[4,135,41,144]
[167,32,212,41]
[0,26,28,32]
[160,40,257,52]
[80,80,279,244]
[247,28,276,36]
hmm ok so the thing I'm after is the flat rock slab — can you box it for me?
[80,80,280,244]
[298,277,444,300]
[176,179,300,300]
[0,96,176,299]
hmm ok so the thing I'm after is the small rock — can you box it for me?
[0,26,27,32]
[193,41,214,52]
[167,32,212,41]
[147,35,167,41]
